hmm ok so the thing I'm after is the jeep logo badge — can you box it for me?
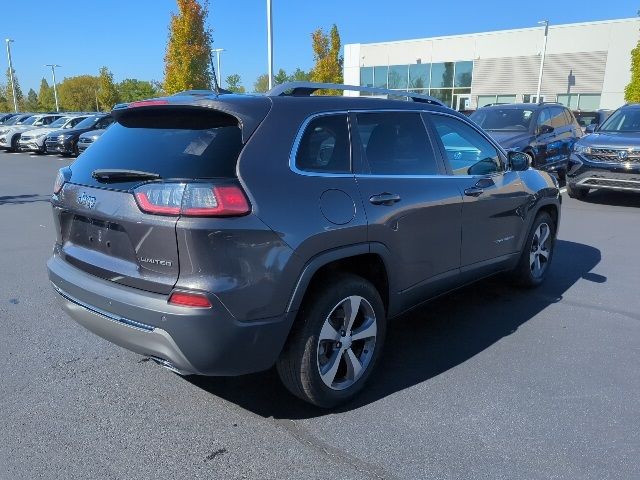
[77,192,97,209]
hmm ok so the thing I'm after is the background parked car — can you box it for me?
[77,127,108,154]
[19,115,90,153]
[567,103,640,199]
[0,113,64,152]
[0,113,19,124]
[573,109,612,133]
[470,103,582,178]
[44,113,114,156]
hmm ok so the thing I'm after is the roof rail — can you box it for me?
[266,82,446,107]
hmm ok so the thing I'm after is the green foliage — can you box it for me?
[164,0,213,94]
[274,69,289,85]
[117,78,159,102]
[253,74,270,93]
[310,24,343,95]
[625,40,640,103]
[24,89,39,111]
[225,74,245,93]
[58,75,100,111]
[1,68,24,111]
[289,68,311,82]
[38,78,56,112]
[97,66,120,111]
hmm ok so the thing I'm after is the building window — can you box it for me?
[454,61,473,88]
[360,67,374,89]
[388,65,409,90]
[556,93,601,110]
[477,94,517,107]
[373,66,388,89]
[431,62,455,88]
[409,64,430,89]
[523,94,546,103]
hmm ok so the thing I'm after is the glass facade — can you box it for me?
[557,93,601,110]
[359,60,474,109]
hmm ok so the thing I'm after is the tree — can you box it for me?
[97,66,120,111]
[253,74,270,93]
[58,75,100,111]
[309,24,343,95]
[24,89,39,111]
[274,68,289,85]
[625,39,640,102]
[4,68,24,110]
[289,68,311,82]
[225,74,245,93]
[164,0,213,94]
[117,79,158,102]
[38,78,56,112]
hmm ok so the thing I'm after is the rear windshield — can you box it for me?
[70,109,242,188]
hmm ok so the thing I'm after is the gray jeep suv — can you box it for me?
[47,82,561,408]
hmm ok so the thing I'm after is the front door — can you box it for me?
[351,111,464,292]
[427,112,529,268]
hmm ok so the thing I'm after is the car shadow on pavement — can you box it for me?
[581,190,640,208]
[0,194,50,205]
[187,239,602,418]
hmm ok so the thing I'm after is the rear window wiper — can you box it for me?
[91,169,161,182]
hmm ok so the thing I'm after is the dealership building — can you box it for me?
[343,18,639,111]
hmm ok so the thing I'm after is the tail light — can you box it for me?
[53,167,70,195]
[168,291,212,308]
[133,182,250,217]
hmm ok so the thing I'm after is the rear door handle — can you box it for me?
[369,193,401,206]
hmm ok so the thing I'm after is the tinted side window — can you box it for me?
[295,115,350,173]
[95,117,114,129]
[537,108,551,128]
[550,107,567,128]
[430,114,503,176]
[355,112,438,175]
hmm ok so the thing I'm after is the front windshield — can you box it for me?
[65,116,88,128]
[599,108,640,133]
[3,115,21,126]
[470,108,534,131]
[49,117,70,128]
[20,116,38,126]
[74,116,99,129]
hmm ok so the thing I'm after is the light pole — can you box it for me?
[45,64,61,112]
[5,39,17,112]
[212,48,225,87]
[267,0,273,90]
[535,20,549,103]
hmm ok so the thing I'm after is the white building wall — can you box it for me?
[345,18,640,109]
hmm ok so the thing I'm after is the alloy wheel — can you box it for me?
[530,222,551,278]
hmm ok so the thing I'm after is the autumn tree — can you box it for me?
[225,74,245,93]
[164,0,213,94]
[58,75,100,111]
[38,78,56,111]
[253,74,270,93]
[625,39,640,102]
[97,66,120,111]
[310,24,343,95]
[117,79,158,102]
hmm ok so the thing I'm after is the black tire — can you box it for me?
[277,273,386,408]
[566,182,588,200]
[511,211,556,288]
[9,135,19,153]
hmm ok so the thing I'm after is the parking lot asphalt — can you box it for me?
[1,151,639,480]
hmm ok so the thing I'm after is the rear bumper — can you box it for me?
[47,253,295,376]
[567,154,640,192]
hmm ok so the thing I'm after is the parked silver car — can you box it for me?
[77,128,107,154]
[19,115,89,153]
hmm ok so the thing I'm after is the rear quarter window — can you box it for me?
[70,109,243,189]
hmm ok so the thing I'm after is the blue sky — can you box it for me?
[3,0,636,94]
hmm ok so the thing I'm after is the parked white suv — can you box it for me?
[0,114,64,152]
[19,115,89,153]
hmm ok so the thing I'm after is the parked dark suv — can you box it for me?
[44,113,114,156]
[470,103,582,178]
[47,83,561,408]
[567,103,640,199]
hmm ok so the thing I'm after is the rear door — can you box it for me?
[352,111,463,293]
[54,107,244,294]
[427,112,528,269]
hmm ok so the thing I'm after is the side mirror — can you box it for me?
[538,124,554,135]
[585,124,596,134]
[508,151,531,171]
